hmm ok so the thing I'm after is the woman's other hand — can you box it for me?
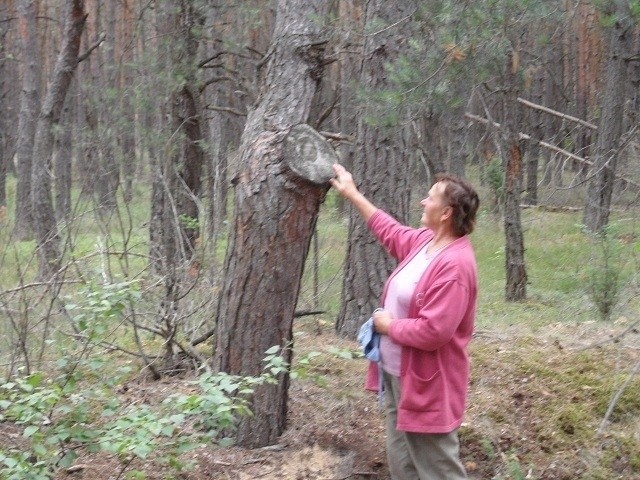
[373,309,393,335]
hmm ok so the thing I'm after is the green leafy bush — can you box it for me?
[0,350,293,479]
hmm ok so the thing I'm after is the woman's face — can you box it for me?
[420,182,449,230]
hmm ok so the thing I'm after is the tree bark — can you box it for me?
[95,0,119,214]
[14,0,41,239]
[335,1,414,338]
[213,0,331,448]
[502,49,527,302]
[0,1,13,209]
[31,0,86,279]
[120,0,136,203]
[149,0,205,274]
[582,1,632,233]
[54,95,73,221]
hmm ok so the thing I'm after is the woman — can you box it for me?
[330,163,480,480]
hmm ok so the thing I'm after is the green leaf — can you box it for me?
[23,425,39,438]
[58,449,78,468]
[32,442,48,457]
[3,456,19,468]
[264,345,280,355]
[26,372,44,388]
[218,437,235,447]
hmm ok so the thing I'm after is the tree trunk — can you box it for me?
[172,83,204,260]
[203,2,235,248]
[541,11,568,187]
[332,0,362,215]
[335,1,414,338]
[95,0,119,214]
[523,61,544,206]
[502,49,527,301]
[54,95,73,221]
[0,2,12,209]
[14,0,41,240]
[582,1,632,233]
[149,0,204,274]
[417,114,446,183]
[76,6,98,200]
[213,0,331,448]
[120,0,136,204]
[31,0,86,279]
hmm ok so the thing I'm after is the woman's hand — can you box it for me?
[329,164,359,200]
[330,163,378,221]
[373,309,393,335]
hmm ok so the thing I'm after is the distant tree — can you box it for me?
[31,0,86,279]
[14,0,40,240]
[583,0,634,233]
[200,0,250,248]
[94,0,120,213]
[53,95,73,221]
[119,0,136,204]
[213,0,332,448]
[334,0,363,207]
[0,3,10,209]
[501,48,527,301]
[149,0,205,274]
[335,1,415,338]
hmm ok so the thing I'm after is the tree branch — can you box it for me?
[598,359,640,435]
[204,105,247,117]
[77,32,105,63]
[517,97,598,130]
[464,113,640,191]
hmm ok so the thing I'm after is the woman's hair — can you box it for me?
[435,173,480,236]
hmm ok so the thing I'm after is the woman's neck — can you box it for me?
[427,228,459,252]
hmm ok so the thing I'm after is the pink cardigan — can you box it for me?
[365,209,477,434]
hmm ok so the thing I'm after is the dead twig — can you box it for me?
[597,359,640,435]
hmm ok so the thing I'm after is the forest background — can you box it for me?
[1,0,640,479]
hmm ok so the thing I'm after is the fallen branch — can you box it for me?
[517,97,640,150]
[517,97,597,130]
[464,113,640,191]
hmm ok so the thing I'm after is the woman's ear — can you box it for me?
[441,205,453,222]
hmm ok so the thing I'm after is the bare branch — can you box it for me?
[204,105,247,117]
[598,359,640,435]
[517,97,598,130]
[464,113,640,191]
[319,131,355,144]
[78,32,105,63]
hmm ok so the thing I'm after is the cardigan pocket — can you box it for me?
[399,368,442,413]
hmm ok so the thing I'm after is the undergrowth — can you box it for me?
[463,336,640,480]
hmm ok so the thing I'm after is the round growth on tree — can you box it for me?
[283,124,338,185]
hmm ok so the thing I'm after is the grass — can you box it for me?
[465,336,640,479]
[1,173,639,479]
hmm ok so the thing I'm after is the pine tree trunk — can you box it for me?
[148,0,204,274]
[583,1,632,233]
[14,0,41,240]
[213,0,331,448]
[31,0,86,279]
[121,0,136,204]
[95,0,119,213]
[54,96,73,221]
[335,1,414,338]
[502,50,527,301]
[0,3,10,209]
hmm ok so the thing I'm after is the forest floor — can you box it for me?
[2,318,640,480]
